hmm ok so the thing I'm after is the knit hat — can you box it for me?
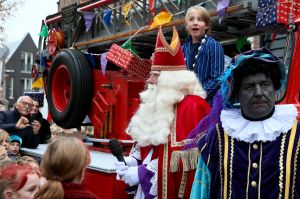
[10,135,22,145]
[151,26,187,71]
[220,47,286,108]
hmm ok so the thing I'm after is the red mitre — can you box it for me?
[151,26,187,71]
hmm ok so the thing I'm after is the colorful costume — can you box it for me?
[191,105,300,198]
[190,48,300,199]
[119,26,210,199]
[131,95,210,198]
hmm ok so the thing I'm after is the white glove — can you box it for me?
[120,166,139,186]
[124,156,138,166]
[115,162,128,180]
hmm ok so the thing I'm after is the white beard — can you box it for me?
[126,70,207,147]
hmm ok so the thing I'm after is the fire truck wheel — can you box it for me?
[47,49,92,128]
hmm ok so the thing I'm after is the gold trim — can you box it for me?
[258,143,262,199]
[229,137,234,199]
[157,26,180,56]
[170,105,192,147]
[216,124,224,199]
[291,137,300,199]
[246,144,251,199]
[162,143,168,199]
[279,134,286,199]
[200,143,207,153]
[284,121,297,199]
[178,171,188,198]
[223,131,229,199]
[194,179,210,190]
[169,148,199,172]
[151,64,187,71]
[207,154,211,166]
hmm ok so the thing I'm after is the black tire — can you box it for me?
[47,49,92,128]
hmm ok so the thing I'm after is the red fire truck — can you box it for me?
[22,0,300,198]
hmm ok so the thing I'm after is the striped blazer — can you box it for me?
[182,36,224,103]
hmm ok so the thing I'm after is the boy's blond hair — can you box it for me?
[185,5,211,35]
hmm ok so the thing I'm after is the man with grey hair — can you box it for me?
[0,96,41,148]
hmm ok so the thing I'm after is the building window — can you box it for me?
[21,78,32,94]
[8,77,14,99]
[21,52,33,73]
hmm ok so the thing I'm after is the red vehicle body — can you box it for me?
[28,0,300,198]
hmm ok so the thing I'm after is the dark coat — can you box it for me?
[34,112,51,144]
[0,109,40,148]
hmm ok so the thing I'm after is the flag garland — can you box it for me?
[103,10,112,26]
[84,12,96,32]
[122,2,133,26]
[149,10,172,29]
[38,25,49,37]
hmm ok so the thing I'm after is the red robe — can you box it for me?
[140,95,210,198]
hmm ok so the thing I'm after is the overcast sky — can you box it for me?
[4,0,58,46]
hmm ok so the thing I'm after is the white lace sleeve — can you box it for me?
[147,159,158,198]
[129,144,141,161]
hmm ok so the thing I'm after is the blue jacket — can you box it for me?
[182,36,224,103]
[0,109,40,148]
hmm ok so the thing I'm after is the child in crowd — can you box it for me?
[7,135,22,161]
[0,129,10,150]
[0,164,40,199]
[50,123,63,141]
[0,144,10,162]
[182,5,224,104]
[19,155,47,187]
[20,155,39,170]
[35,136,100,199]
[49,124,79,142]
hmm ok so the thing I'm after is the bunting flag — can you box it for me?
[103,10,112,26]
[149,10,172,30]
[236,36,248,52]
[101,53,108,75]
[32,77,44,89]
[40,54,46,70]
[122,2,133,26]
[84,12,96,32]
[177,0,181,5]
[31,63,44,89]
[217,0,230,23]
[122,2,132,18]
[121,40,139,58]
[38,25,49,37]
[149,0,156,16]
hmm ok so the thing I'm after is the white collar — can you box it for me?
[220,104,297,143]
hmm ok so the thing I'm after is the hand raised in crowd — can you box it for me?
[15,116,30,129]
[31,120,41,134]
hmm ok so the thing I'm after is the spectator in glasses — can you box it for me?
[0,96,41,148]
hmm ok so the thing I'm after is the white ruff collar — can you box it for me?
[220,104,297,143]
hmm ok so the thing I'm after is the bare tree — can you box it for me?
[0,0,23,44]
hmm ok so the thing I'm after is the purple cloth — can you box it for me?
[138,164,156,199]
[198,122,300,198]
[217,0,230,22]
[84,12,96,32]
[101,53,108,75]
